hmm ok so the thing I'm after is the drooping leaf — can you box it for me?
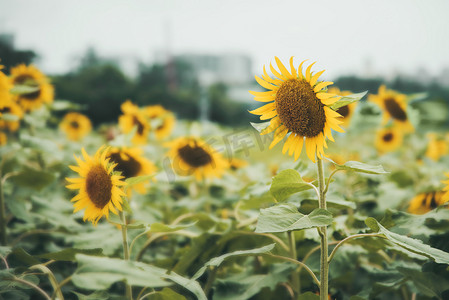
[326,158,388,175]
[161,272,207,300]
[9,85,40,95]
[270,169,313,201]
[50,100,82,111]
[329,91,367,110]
[365,218,449,264]
[256,204,333,233]
[192,243,275,280]
[145,288,187,300]
[37,248,103,261]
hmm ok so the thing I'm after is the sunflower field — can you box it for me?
[1,57,449,300]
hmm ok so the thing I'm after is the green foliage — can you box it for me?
[330,91,367,110]
[326,158,388,175]
[270,169,313,201]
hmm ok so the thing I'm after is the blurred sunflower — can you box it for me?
[443,173,449,202]
[408,191,448,214]
[66,146,127,225]
[0,100,23,132]
[59,112,92,141]
[144,105,176,140]
[249,57,344,162]
[375,127,403,154]
[107,147,157,194]
[229,157,248,170]
[0,131,6,146]
[0,65,12,104]
[143,105,166,119]
[425,133,448,161]
[165,137,228,180]
[10,64,54,112]
[369,85,413,133]
[328,87,357,128]
[155,113,175,140]
[118,100,150,145]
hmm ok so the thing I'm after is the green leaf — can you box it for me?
[72,254,170,290]
[192,243,275,280]
[270,169,313,201]
[20,133,60,154]
[298,292,320,299]
[256,204,333,233]
[50,100,82,111]
[365,218,449,264]
[0,113,19,122]
[250,121,271,133]
[326,158,388,175]
[72,290,109,300]
[148,222,197,233]
[125,175,154,191]
[37,248,103,262]
[299,197,356,213]
[161,273,207,300]
[10,85,40,95]
[145,288,187,300]
[329,91,367,110]
[9,166,55,191]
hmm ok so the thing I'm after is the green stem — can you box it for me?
[0,163,7,246]
[288,231,300,296]
[120,211,133,300]
[316,158,328,300]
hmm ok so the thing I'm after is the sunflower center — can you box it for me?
[383,132,393,142]
[0,107,11,113]
[336,105,349,118]
[132,116,145,135]
[70,121,80,129]
[384,98,407,121]
[13,75,41,100]
[85,165,112,209]
[275,79,326,137]
[108,152,141,179]
[429,192,437,209]
[178,143,212,167]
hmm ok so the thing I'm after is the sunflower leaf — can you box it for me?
[256,204,333,233]
[365,218,449,264]
[0,113,19,122]
[37,248,104,261]
[124,175,154,191]
[121,198,133,214]
[147,222,197,233]
[330,91,367,110]
[50,100,83,111]
[250,121,271,133]
[325,158,388,175]
[270,169,313,201]
[9,85,40,95]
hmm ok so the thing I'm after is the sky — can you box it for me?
[1,0,449,79]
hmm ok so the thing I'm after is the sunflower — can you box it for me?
[143,105,167,119]
[59,112,92,141]
[0,131,6,146]
[369,85,413,133]
[66,146,127,225]
[229,157,248,170]
[107,147,157,194]
[118,100,151,145]
[144,105,176,140]
[327,87,357,128]
[155,113,175,140]
[0,65,12,104]
[375,127,403,154]
[165,137,228,180]
[425,133,448,161]
[443,173,449,202]
[10,64,54,112]
[408,191,448,214]
[0,100,23,132]
[249,57,344,163]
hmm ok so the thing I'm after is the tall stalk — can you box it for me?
[0,162,7,245]
[316,158,328,300]
[120,211,133,300]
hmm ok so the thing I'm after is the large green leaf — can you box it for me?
[256,204,333,233]
[9,167,55,191]
[329,91,367,110]
[365,218,449,264]
[9,85,40,95]
[270,169,313,201]
[326,158,388,175]
[192,243,275,280]
[161,272,207,300]
[37,248,103,262]
[147,222,197,233]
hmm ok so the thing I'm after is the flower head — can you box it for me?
[59,112,92,141]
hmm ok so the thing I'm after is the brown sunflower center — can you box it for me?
[384,98,407,121]
[275,79,326,137]
[108,152,141,179]
[383,132,394,142]
[0,107,11,113]
[336,105,349,118]
[70,121,80,129]
[85,165,112,209]
[178,142,212,167]
[429,192,438,209]
[132,115,145,135]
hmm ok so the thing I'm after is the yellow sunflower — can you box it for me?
[165,137,228,180]
[408,191,448,215]
[369,85,413,133]
[0,131,7,146]
[0,100,23,132]
[143,105,166,119]
[442,173,449,202]
[155,113,175,140]
[375,127,403,154]
[249,57,344,163]
[229,157,248,170]
[118,100,151,145]
[59,112,92,141]
[328,87,357,128]
[66,146,127,225]
[10,64,54,112]
[425,133,448,161]
[143,105,176,140]
[0,65,12,104]
[107,147,157,194]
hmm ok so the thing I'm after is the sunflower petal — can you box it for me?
[249,103,276,115]
[305,62,317,82]
[275,56,292,79]
[314,81,333,93]
[310,70,325,87]
[269,126,288,149]
[255,75,277,90]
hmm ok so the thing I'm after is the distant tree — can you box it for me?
[0,34,37,73]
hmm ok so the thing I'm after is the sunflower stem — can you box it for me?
[316,158,328,300]
[0,160,7,245]
[120,211,133,300]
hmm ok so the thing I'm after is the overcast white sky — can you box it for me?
[1,0,449,79]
